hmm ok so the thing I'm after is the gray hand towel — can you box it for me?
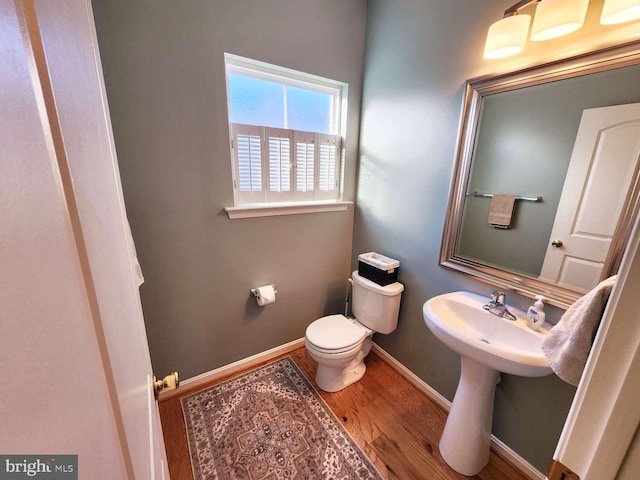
[542,275,616,386]
[488,194,517,229]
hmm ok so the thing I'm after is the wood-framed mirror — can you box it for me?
[441,40,640,309]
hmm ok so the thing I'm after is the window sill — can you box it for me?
[225,201,352,219]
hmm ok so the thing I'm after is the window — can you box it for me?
[225,54,347,207]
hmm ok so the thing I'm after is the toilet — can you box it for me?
[305,270,404,392]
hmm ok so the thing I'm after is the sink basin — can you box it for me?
[423,291,552,377]
[422,291,552,476]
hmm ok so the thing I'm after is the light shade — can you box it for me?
[601,0,640,24]
[483,14,532,59]
[530,0,589,41]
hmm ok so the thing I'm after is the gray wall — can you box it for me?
[92,0,367,379]
[459,65,640,276]
[355,0,576,471]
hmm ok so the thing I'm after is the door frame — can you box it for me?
[550,211,640,478]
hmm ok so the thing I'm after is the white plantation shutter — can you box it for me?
[268,138,290,192]
[232,124,265,203]
[266,128,293,201]
[231,124,341,204]
[317,134,340,200]
[238,135,262,191]
[296,144,314,191]
[293,131,315,200]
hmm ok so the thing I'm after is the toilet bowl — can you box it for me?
[305,314,373,392]
[305,271,404,392]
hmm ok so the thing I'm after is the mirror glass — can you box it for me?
[441,42,640,308]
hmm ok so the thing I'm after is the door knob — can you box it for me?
[551,239,563,248]
[153,372,179,397]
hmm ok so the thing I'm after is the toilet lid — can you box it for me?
[306,314,371,351]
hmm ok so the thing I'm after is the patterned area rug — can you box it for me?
[181,356,383,480]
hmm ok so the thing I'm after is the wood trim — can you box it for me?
[225,200,351,219]
[604,152,640,279]
[158,338,306,401]
[547,459,580,480]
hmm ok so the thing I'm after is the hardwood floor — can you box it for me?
[159,348,531,480]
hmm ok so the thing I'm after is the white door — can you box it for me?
[539,103,640,292]
[1,1,169,478]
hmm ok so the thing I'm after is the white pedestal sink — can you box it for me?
[422,291,552,476]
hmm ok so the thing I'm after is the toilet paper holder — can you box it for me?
[251,285,277,306]
[251,285,277,298]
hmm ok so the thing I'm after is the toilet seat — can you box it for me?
[305,314,372,354]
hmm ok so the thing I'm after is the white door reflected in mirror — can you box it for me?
[540,103,640,291]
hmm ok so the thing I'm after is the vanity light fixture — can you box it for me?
[484,13,533,59]
[601,0,640,24]
[484,0,589,59]
[530,0,589,41]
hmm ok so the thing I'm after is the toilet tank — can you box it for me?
[351,271,404,334]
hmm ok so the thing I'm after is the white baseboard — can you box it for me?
[160,338,544,480]
[158,338,305,401]
[371,343,545,480]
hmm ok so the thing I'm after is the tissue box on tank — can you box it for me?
[357,252,400,286]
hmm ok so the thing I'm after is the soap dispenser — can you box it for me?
[527,295,546,331]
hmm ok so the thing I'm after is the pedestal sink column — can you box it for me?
[439,356,499,476]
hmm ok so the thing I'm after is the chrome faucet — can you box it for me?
[483,290,517,321]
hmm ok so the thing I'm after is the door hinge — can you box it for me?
[547,459,580,480]
[230,139,234,149]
